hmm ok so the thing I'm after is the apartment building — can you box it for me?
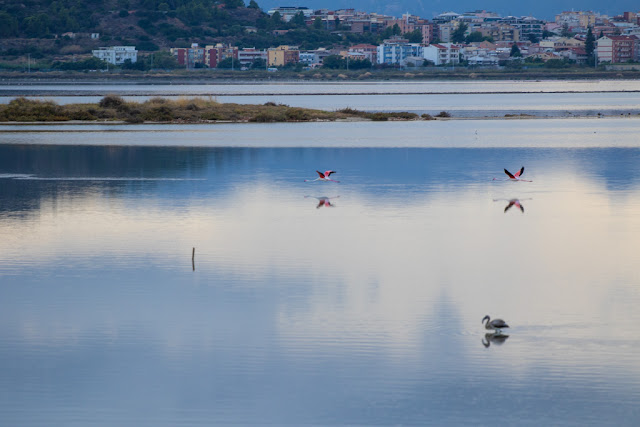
[92,46,137,65]
[267,45,300,67]
[596,35,640,63]
[423,43,461,65]
[238,48,267,67]
[170,43,204,68]
[205,44,238,68]
[376,37,422,65]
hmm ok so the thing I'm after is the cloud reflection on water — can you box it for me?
[2,144,640,425]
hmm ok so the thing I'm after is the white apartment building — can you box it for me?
[377,37,422,65]
[237,48,267,67]
[423,43,461,65]
[92,46,137,65]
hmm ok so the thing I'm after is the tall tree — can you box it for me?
[585,27,595,56]
[451,22,468,43]
[404,29,422,43]
[510,43,522,57]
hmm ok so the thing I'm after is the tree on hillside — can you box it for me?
[404,29,422,43]
[510,43,522,57]
[585,27,595,65]
[290,11,306,28]
[151,51,180,69]
[451,22,468,43]
[271,11,283,26]
[0,12,19,37]
[217,57,242,69]
[465,31,484,43]
[248,0,260,9]
[225,0,245,9]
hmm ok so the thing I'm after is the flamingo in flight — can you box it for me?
[503,166,531,182]
[305,170,340,183]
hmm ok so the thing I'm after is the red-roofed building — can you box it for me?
[596,35,639,63]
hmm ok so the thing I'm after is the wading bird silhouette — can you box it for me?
[482,315,510,334]
[305,170,340,183]
[305,195,339,209]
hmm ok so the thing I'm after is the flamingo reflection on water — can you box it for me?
[305,170,340,183]
[493,198,532,213]
[305,195,339,209]
[482,332,510,348]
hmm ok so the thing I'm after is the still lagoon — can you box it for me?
[1,100,640,424]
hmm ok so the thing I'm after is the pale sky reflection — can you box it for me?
[2,170,640,374]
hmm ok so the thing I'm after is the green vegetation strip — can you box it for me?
[0,96,425,123]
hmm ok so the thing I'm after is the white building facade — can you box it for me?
[376,37,423,65]
[92,46,137,65]
[422,43,461,65]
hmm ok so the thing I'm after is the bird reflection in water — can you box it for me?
[493,198,531,213]
[482,332,510,348]
[305,195,339,209]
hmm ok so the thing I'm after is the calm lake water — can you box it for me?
[1,117,640,425]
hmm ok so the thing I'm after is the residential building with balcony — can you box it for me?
[349,44,378,63]
[500,16,544,41]
[267,45,300,67]
[267,6,313,22]
[376,37,422,65]
[92,46,137,65]
[596,35,639,63]
[422,43,461,65]
[205,44,238,68]
[170,43,205,68]
[238,48,267,67]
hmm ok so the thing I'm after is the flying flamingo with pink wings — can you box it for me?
[494,166,532,182]
[305,170,340,183]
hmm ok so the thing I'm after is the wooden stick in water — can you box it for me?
[192,247,195,271]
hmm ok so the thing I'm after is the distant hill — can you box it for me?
[0,0,386,66]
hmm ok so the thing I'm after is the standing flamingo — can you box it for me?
[305,170,340,183]
[482,315,510,334]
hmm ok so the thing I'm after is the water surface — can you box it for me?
[1,122,640,425]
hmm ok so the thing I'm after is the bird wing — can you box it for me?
[504,169,516,179]
[504,201,515,213]
[492,319,509,328]
[515,166,524,177]
[517,202,524,213]
[316,170,325,178]
[325,170,336,177]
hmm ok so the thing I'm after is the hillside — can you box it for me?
[0,0,380,70]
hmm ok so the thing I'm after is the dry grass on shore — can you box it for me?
[0,96,422,123]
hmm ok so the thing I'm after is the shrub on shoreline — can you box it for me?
[0,96,423,123]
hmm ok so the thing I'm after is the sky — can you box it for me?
[256,0,637,21]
